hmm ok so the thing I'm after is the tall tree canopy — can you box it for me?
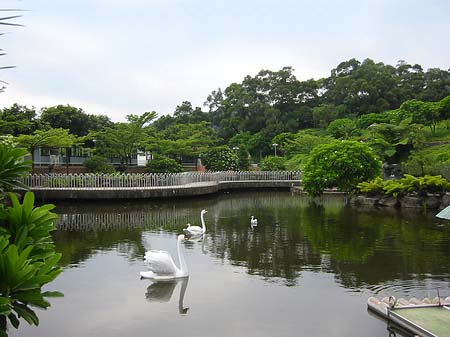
[40,105,112,136]
[92,111,156,168]
[0,104,40,136]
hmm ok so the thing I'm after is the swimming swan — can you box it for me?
[140,234,188,280]
[183,209,207,236]
[250,215,258,227]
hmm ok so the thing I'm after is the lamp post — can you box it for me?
[272,143,278,157]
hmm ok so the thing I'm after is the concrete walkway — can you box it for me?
[31,180,300,200]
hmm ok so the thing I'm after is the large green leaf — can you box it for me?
[42,291,63,298]
[0,145,31,192]
[7,312,20,329]
[13,289,50,309]
[12,302,39,325]
[0,296,11,316]
[0,147,62,332]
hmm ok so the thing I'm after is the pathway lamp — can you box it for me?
[272,143,278,157]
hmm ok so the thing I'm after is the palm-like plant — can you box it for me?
[0,237,62,333]
[0,9,23,93]
[0,143,62,335]
[0,192,62,334]
[0,145,31,194]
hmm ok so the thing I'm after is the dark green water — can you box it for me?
[9,191,450,337]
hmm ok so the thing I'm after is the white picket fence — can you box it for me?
[21,171,301,189]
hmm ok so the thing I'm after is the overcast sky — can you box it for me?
[1,0,449,122]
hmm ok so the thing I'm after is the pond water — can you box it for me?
[9,191,450,337]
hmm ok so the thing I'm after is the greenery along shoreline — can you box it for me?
[0,58,449,175]
[351,175,450,209]
[1,57,450,198]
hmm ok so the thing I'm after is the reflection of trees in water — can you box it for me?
[55,192,338,231]
[53,228,145,267]
[52,192,450,288]
[301,204,450,288]
[206,206,321,286]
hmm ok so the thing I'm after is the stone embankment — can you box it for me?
[292,186,450,209]
[349,194,450,209]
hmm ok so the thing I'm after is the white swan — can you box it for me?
[183,209,207,236]
[250,215,258,227]
[140,234,188,280]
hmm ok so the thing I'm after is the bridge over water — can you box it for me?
[21,171,301,200]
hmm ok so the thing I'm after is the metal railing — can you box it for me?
[20,171,301,189]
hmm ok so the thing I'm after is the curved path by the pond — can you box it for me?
[30,180,300,200]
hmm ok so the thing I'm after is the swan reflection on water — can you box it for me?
[145,278,190,314]
[183,233,207,254]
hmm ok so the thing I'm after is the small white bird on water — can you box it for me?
[183,209,207,236]
[250,215,258,227]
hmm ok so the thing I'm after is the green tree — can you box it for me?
[247,132,272,161]
[326,118,357,139]
[401,144,450,179]
[0,104,40,136]
[323,58,398,115]
[151,121,220,159]
[398,99,440,134]
[86,114,113,132]
[16,128,80,172]
[421,68,450,102]
[83,155,115,174]
[93,111,156,170]
[312,104,344,128]
[145,154,183,173]
[284,131,334,157]
[173,101,208,124]
[302,140,381,196]
[366,118,424,164]
[259,156,287,171]
[201,147,239,171]
[357,110,397,129]
[39,105,91,137]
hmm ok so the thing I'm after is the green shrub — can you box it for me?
[326,118,357,138]
[145,155,183,173]
[83,155,115,174]
[302,140,381,196]
[259,156,287,171]
[401,144,450,179]
[0,145,62,334]
[356,177,384,196]
[382,179,408,197]
[415,174,450,196]
[236,149,250,170]
[285,154,306,171]
[0,145,31,194]
[357,174,450,197]
[201,148,239,171]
